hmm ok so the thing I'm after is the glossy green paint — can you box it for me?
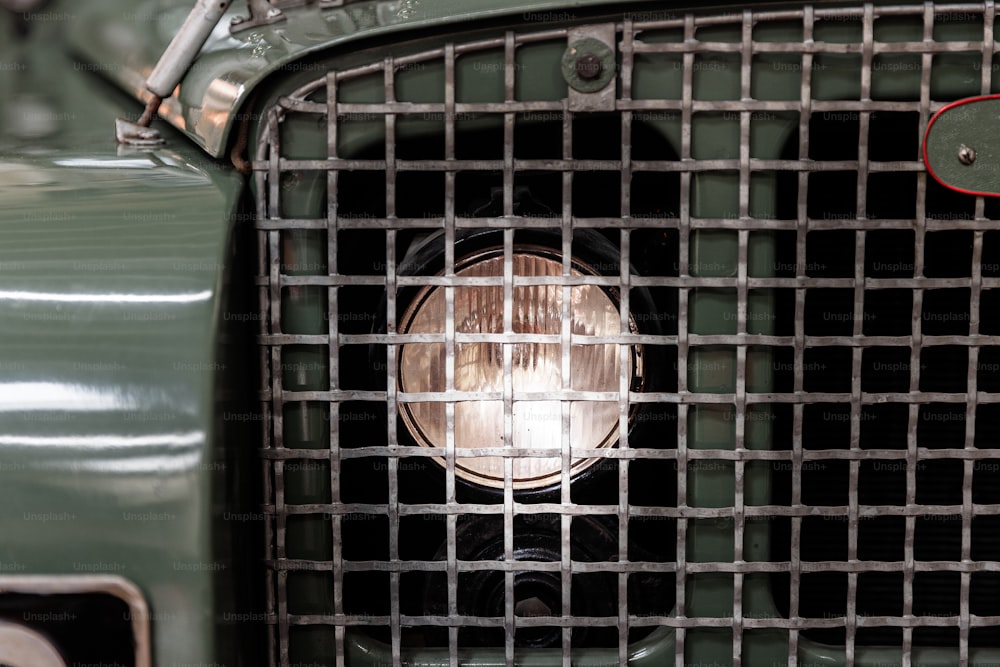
[0,9,250,667]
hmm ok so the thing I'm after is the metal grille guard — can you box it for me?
[254,3,1000,665]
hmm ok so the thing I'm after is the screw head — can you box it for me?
[561,39,615,92]
[575,54,603,80]
[958,144,976,165]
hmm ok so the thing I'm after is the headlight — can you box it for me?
[398,246,643,490]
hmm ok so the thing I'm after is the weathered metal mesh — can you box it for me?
[254,3,1000,665]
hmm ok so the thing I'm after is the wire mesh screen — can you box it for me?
[254,3,1000,665]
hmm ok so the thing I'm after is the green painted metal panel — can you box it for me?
[0,11,248,667]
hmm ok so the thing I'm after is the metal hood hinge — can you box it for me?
[115,0,338,146]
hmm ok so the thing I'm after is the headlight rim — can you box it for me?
[394,230,647,493]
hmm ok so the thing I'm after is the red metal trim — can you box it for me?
[923,93,1000,198]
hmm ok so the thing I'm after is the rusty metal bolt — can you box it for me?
[958,144,976,166]
[575,54,603,80]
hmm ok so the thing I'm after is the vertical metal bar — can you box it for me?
[327,72,340,401]
[960,227,982,667]
[903,7,935,663]
[325,70,347,667]
[617,191,632,666]
[979,1,996,99]
[382,57,403,667]
[267,107,282,223]
[256,117,278,667]
[675,14,696,667]
[443,42,460,667]
[618,19,634,667]
[503,32,517,667]
[504,32,516,221]
[732,12,754,666]
[903,298,920,667]
[267,103,291,667]
[844,8,875,664]
[974,0,992,235]
[962,5,995,662]
[503,225,515,667]
[621,18,635,222]
[560,52,574,667]
[271,245,289,666]
[789,7,815,666]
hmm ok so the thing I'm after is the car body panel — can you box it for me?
[0,12,245,666]
[68,0,831,158]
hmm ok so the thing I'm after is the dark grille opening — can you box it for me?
[770,110,1000,647]
[0,593,136,667]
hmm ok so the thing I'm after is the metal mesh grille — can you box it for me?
[254,3,1000,665]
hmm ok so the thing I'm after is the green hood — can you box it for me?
[67,0,796,158]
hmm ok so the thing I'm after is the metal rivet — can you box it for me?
[575,54,603,80]
[958,144,976,165]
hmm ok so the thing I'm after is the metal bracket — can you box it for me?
[231,0,344,30]
[114,117,165,147]
[923,94,1000,197]
[230,0,286,33]
[116,0,293,145]
[563,25,617,113]
[272,0,344,7]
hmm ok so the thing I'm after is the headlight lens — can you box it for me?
[398,247,641,490]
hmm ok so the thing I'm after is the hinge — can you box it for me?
[116,0,339,146]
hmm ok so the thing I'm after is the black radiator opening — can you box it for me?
[0,593,135,667]
[769,112,1000,647]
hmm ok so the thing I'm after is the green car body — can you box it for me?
[1,1,999,666]
[0,7,246,667]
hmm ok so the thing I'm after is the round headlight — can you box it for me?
[398,246,642,490]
